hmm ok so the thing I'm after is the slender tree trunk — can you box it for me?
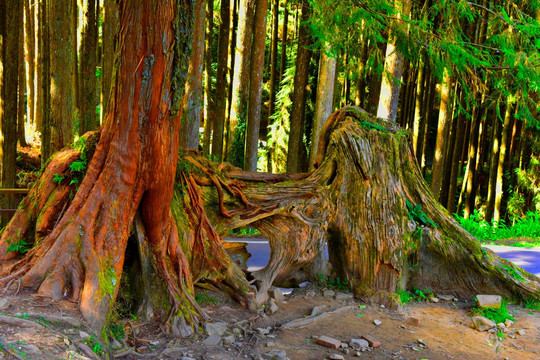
[279,0,288,84]
[354,38,368,109]
[210,0,230,161]
[267,0,279,135]
[420,70,435,173]
[463,103,482,218]
[227,0,255,167]
[225,0,238,146]
[49,0,75,152]
[24,0,36,125]
[0,0,21,224]
[244,0,269,171]
[286,0,311,174]
[486,101,501,221]
[309,50,336,169]
[72,0,78,112]
[366,42,385,116]
[430,68,451,200]
[494,97,514,222]
[181,0,206,149]
[202,0,214,156]
[39,0,51,165]
[35,0,43,133]
[101,0,118,116]
[18,22,28,147]
[377,0,410,122]
[412,60,425,156]
[79,0,99,134]
[447,87,465,213]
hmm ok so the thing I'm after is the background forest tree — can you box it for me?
[2,0,540,226]
[1,0,540,341]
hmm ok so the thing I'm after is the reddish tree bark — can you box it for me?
[0,0,227,335]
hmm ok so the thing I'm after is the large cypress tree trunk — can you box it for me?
[0,0,254,337]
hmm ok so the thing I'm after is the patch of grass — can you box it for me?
[523,297,540,311]
[315,273,350,291]
[470,301,514,324]
[397,288,433,304]
[84,334,104,356]
[499,264,526,282]
[229,227,260,236]
[6,239,32,254]
[195,291,219,305]
[109,323,125,340]
[397,290,412,304]
[456,211,540,246]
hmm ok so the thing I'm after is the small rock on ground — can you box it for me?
[202,335,222,346]
[373,319,382,326]
[205,322,228,336]
[323,289,335,297]
[316,335,342,349]
[329,354,344,360]
[261,349,288,360]
[476,294,502,310]
[472,316,495,332]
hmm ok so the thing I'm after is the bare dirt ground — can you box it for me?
[0,283,539,360]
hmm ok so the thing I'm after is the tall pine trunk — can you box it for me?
[101,0,118,116]
[0,0,21,224]
[202,0,214,155]
[79,0,99,134]
[309,50,336,169]
[244,0,269,171]
[24,0,36,125]
[430,68,451,200]
[49,0,75,152]
[181,0,206,149]
[227,0,255,167]
[210,0,230,161]
[286,0,311,174]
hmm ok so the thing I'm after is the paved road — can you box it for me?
[226,238,540,278]
[484,245,540,277]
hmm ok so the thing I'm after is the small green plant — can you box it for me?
[109,323,125,340]
[523,297,540,311]
[397,288,433,303]
[358,120,388,133]
[53,174,64,185]
[315,273,350,291]
[406,200,437,228]
[6,239,32,254]
[84,334,104,356]
[69,160,87,173]
[397,289,412,304]
[195,291,219,305]
[470,301,514,324]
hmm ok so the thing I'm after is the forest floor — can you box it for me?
[0,283,539,360]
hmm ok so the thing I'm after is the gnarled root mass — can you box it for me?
[1,107,538,340]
